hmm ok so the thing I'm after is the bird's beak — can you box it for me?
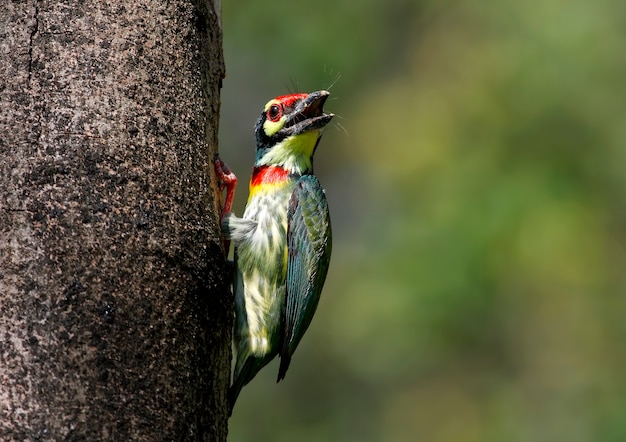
[283,90,334,135]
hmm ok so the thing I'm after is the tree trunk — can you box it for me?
[0,1,230,440]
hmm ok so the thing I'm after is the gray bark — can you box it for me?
[0,0,230,440]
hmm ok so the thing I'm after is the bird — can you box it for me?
[214,90,333,415]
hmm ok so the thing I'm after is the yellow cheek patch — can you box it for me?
[262,99,286,136]
[263,118,285,137]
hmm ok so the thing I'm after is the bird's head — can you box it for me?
[254,90,334,175]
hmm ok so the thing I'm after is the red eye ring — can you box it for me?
[267,103,283,122]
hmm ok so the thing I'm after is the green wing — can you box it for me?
[278,175,332,381]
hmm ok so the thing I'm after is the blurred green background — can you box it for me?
[219,0,626,440]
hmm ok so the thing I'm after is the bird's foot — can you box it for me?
[214,154,237,256]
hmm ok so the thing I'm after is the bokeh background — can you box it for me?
[219,1,626,441]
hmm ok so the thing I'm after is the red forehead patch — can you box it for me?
[274,93,308,108]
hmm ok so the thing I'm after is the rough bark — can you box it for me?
[0,0,230,440]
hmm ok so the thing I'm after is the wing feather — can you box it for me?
[277,175,332,380]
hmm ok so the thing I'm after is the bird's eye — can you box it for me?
[267,104,283,122]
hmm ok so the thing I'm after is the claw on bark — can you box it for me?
[214,154,237,256]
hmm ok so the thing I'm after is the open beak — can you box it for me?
[283,90,334,135]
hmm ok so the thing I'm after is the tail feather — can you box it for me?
[276,353,292,382]
[229,358,254,416]
[228,355,270,416]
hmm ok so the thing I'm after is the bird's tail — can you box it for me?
[276,352,292,382]
[228,356,267,416]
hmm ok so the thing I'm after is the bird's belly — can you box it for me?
[235,190,291,355]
